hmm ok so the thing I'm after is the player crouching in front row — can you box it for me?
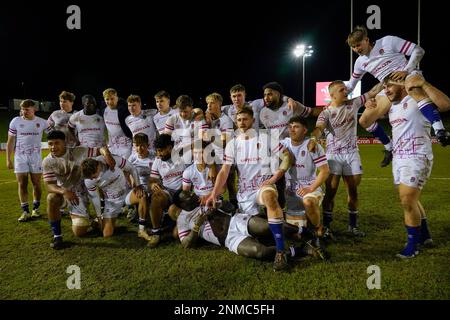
[81,155,148,239]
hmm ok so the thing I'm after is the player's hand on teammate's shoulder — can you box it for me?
[364,98,378,110]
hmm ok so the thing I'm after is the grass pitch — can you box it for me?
[1,144,449,300]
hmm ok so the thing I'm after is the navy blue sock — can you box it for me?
[21,203,30,213]
[349,210,358,229]
[420,218,431,242]
[49,220,62,238]
[138,218,146,231]
[268,219,285,251]
[418,99,443,130]
[367,122,391,146]
[323,211,333,228]
[33,201,40,210]
[401,225,420,255]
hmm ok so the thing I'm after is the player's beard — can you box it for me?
[160,154,171,161]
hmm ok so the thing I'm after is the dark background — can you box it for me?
[0,0,447,109]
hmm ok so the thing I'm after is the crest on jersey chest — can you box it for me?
[36,123,40,128]
[301,150,306,157]
[282,110,288,116]
[331,112,337,119]
[379,48,385,55]
[403,103,408,110]
[20,124,24,128]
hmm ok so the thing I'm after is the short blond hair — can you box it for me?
[127,94,141,104]
[347,25,368,47]
[103,88,118,98]
[206,92,223,104]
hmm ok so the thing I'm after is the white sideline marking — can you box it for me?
[0,180,16,185]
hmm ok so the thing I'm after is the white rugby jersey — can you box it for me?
[208,113,235,162]
[260,101,311,139]
[8,116,49,155]
[153,108,178,134]
[150,158,186,192]
[223,134,282,201]
[68,110,105,148]
[47,110,77,146]
[42,147,98,188]
[104,107,132,154]
[182,164,214,196]
[177,206,221,246]
[128,153,153,190]
[222,102,261,130]
[316,94,368,154]
[165,113,209,147]
[280,138,328,191]
[389,96,432,160]
[125,109,157,149]
[85,155,137,201]
[348,36,417,91]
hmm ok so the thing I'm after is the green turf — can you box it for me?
[0,145,449,300]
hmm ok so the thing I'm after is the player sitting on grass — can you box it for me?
[175,191,324,261]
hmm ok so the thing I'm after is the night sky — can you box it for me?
[0,0,447,109]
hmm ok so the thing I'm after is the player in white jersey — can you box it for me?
[147,134,187,247]
[68,95,106,148]
[125,133,154,222]
[203,92,237,207]
[206,107,292,272]
[7,99,49,222]
[260,82,321,139]
[182,140,216,205]
[176,191,315,260]
[364,74,450,258]
[42,130,115,249]
[259,82,322,210]
[346,26,450,167]
[102,88,133,159]
[81,154,149,240]
[312,80,384,238]
[153,90,179,134]
[164,95,209,156]
[270,116,329,253]
[125,94,157,159]
[47,91,77,147]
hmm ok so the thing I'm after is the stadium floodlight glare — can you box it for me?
[293,44,314,104]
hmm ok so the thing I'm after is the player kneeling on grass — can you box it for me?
[147,134,186,248]
[43,130,115,249]
[175,191,321,261]
[81,155,148,238]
